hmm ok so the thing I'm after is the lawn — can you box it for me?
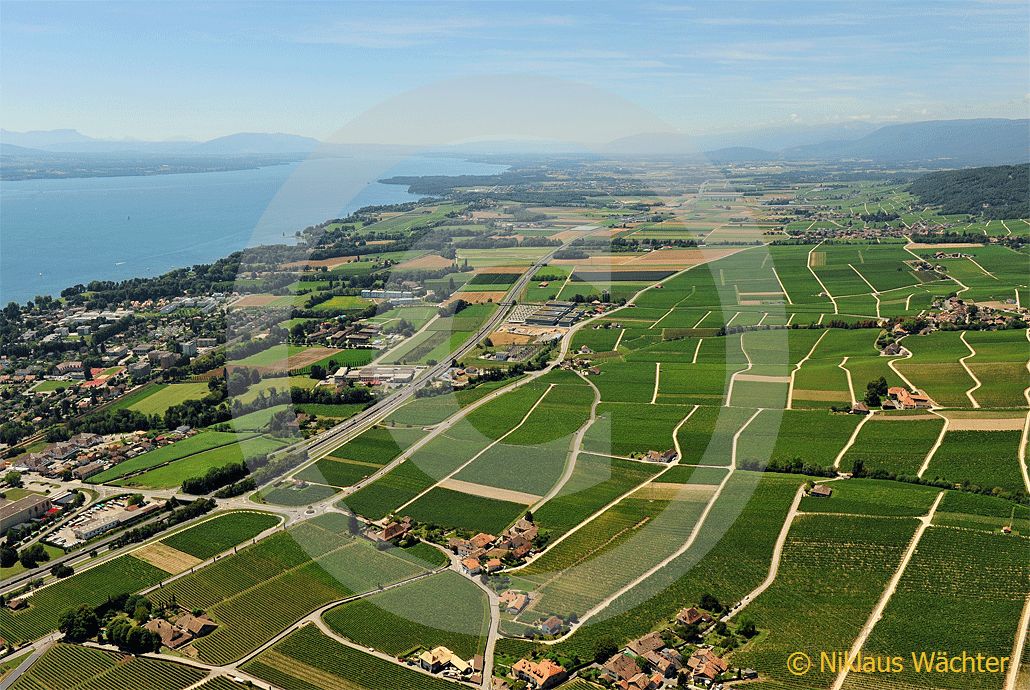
[128,382,211,415]
[112,435,287,490]
[88,430,246,484]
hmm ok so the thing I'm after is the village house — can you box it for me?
[626,631,665,657]
[539,615,565,636]
[373,515,412,542]
[615,672,663,690]
[686,648,728,682]
[642,649,682,677]
[602,653,642,683]
[461,557,482,575]
[499,590,530,614]
[643,448,678,463]
[511,658,567,689]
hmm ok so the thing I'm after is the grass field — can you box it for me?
[112,434,287,490]
[128,382,211,415]
[88,430,246,484]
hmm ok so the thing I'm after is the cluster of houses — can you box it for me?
[883,387,933,410]
[143,611,217,649]
[510,657,568,689]
[303,321,386,349]
[598,620,741,688]
[448,517,539,575]
[12,428,194,480]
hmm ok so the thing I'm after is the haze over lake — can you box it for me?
[0,155,505,304]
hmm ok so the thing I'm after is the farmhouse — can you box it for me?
[643,448,678,463]
[886,387,934,410]
[373,515,412,542]
[677,606,714,627]
[499,590,530,614]
[419,646,471,675]
[538,615,564,636]
[143,619,193,649]
[810,484,833,498]
[511,658,567,689]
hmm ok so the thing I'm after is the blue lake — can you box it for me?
[0,155,505,303]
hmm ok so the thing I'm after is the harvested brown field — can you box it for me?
[393,253,453,270]
[440,478,540,504]
[905,242,984,249]
[279,256,357,270]
[135,543,202,574]
[791,389,849,401]
[448,291,505,304]
[230,294,280,308]
[488,330,536,346]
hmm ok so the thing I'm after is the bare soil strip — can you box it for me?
[439,478,541,505]
[134,543,202,574]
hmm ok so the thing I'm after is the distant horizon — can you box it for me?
[3,1,1028,141]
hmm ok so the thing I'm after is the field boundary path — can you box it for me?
[650,362,661,404]
[829,491,945,690]
[839,356,856,405]
[958,331,982,408]
[539,408,763,643]
[725,334,753,407]
[787,329,828,410]
[834,410,875,469]
[531,371,602,512]
[1019,329,1030,493]
[807,240,839,314]
[722,482,805,621]
[1006,593,1030,690]
[917,411,950,478]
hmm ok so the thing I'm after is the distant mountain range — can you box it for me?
[604,119,1029,166]
[3,118,1027,166]
[0,129,321,155]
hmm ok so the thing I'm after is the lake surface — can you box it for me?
[0,155,505,303]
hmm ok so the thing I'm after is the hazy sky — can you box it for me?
[2,0,1028,142]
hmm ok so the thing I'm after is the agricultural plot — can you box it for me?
[572,326,623,352]
[738,409,861,470]
[840,414,945,476]
[532,453,662,536]
[234,375,318,405]
[242,624,456,690]
[731,514,918,689]
[88,430,246,484]
[323,570,489,658]
[404,487,528,534]
[791,328,882,408]
[582,402,692,457]
[310,295,373,312]
[516,486,715,620]
[230,345,347,373]
[9,644,206,690]
[0,555,167,643]
[932,490,1030,533]
[843,527,1029,690]
[962,328,1029,408]
[257,482,341,506]
[675,405,756,466]
[112,434,287,489]
[380,303,496,365]
[895,331,978,408]
[799,478,940,517]
[127,382,211,415]
[924,429,1025,494]
[294,425,427,489]
[160,511,281,559]
[152,513,431,664]
[503,471,802,660]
